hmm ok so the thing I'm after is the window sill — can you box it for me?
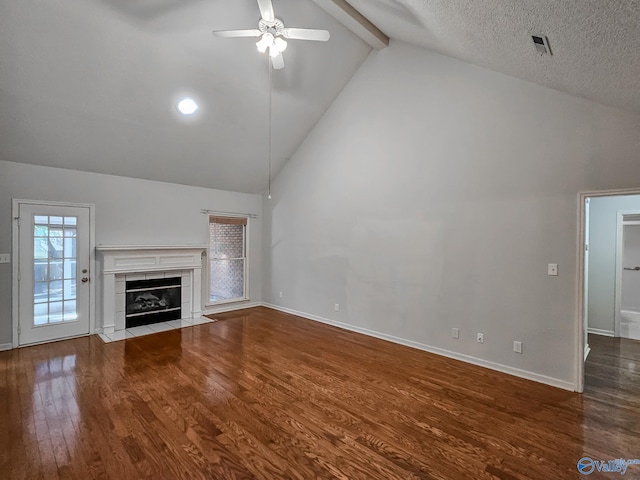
[205,297,250,308]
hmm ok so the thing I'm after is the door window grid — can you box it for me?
[33,215,78,325]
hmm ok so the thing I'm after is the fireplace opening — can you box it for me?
[125,277,181,328]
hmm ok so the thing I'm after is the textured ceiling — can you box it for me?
[0,0,370,193]
[4,1,639,194]
[347,0,640,114]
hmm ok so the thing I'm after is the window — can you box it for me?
[208,216,247,304]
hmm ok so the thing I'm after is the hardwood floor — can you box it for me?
[1,308,639,479]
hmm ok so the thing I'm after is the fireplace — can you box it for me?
[125,277,182,328]
[97,245,207,334]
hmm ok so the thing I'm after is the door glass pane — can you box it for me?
[49,262,63,280]
[34,238,48,259]
[34,304,48,325]
[49,238,63,259]
[64,280,76,300]
[34,263,48,282]
[49,301,63,322]
[49,280,63,301]
[64,260,76,279]
[64,237,76,258]
[32,214,79,325]
[34,282,48,303]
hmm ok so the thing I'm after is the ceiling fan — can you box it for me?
[212,0,330,69]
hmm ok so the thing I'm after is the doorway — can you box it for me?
[13,200,95,346]
[579,189,640,391]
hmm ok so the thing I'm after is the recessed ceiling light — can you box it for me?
[177,98,198,115]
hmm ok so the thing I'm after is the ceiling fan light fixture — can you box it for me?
[256,32,274,52]
[274,36,287,52]
[268,45,281,57]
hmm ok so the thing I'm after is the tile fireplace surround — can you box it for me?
[96,245,207,334]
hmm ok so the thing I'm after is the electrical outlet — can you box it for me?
[0,253,10,264]
[477,333,484,344]
[548,263,558,276]
[279,291,283,298]
[452,328,459,339]
[334,303,340,312]
[513,341,523,354]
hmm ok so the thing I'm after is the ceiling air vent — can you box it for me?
[532,35,552,55]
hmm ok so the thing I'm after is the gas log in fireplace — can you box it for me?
[125,277,182,328]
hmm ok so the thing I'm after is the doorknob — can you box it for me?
[81,277,89,283]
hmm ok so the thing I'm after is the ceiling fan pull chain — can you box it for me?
[268,55,272,200]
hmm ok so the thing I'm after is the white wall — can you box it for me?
[262,41,640,389]
[622,225,640,311]
[587,195,640,333]
[0,160,262,345]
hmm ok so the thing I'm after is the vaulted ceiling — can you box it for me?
[0,0,370,193]
[2,1,640,194]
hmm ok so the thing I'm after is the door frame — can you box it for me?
[614,211,640,337]
[12,199,96,348]
[577,187,640,393]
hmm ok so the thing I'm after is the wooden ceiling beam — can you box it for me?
[311,0,389,50]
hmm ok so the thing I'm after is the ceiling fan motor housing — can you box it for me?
[259,18,284,36]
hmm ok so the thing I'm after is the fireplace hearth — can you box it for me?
[125,277,181,328]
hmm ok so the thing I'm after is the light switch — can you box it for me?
[548,263,558,276]
[0,253,10,264]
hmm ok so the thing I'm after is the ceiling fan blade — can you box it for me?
[282,28,330,41]
[212,29,262,38]
[257,0,275,22]
[271,53,285,70]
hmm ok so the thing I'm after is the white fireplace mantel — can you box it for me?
[97,245,207,333]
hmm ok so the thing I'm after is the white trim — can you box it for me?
[202,301,262,316]
[12,204,19,349]
[588,328,614,337]
[263,303,576,392]
[12,199,95,348]
[206,297,250,307]
[97,244,208,252]
[205,215,250,308]
[200,209,258,219]
[577,187,640,394]
[576,193,587,393]
[584,344,591,361]
[0,343,13,351]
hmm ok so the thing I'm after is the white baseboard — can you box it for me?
[0,342,13,351]
[584,344,591,361]
[263,303,576,392]
[588,328,614,337]
[202,301,263,316]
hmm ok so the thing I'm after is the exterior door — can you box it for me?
[17,203,91,345]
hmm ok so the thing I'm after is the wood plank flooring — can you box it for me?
[1,307,639,479]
